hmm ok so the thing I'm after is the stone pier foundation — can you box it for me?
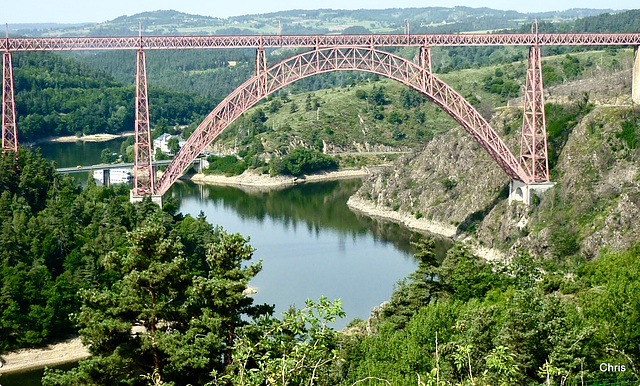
[130,190,163,206]
[509,180,555,205]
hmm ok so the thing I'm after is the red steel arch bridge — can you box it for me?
[3,29,640,203]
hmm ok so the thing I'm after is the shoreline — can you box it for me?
[185,167,375,190]
[28,131,135,145]
[0,166,503,375]
[347,195,458,238]
[347,195,506,261]
[0,337,90,375]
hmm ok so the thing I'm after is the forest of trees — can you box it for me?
[13,52,216,142]
[337,240,640,385]
[2,7,639,385]
[0,150,638,385]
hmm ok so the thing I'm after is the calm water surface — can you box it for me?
[4,139,452,385]
[35,137,450,323]
[166,180,451,324]
[36,137,128,168]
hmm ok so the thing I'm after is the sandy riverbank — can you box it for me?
[347,195,458,238]
[186,167,372,190]
[30,131,135,145]
[0,166,504,374]
[347,196,505,261]
[0,337,90,375]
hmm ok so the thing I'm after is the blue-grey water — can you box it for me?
[2,138,451,385]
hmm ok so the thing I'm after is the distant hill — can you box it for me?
[13,7,619,37]
[8,23,90,34]
[520,9,640,33]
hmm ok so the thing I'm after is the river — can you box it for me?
[2,138,452,385]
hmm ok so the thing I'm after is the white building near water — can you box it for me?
[153,133,174,155]
[153,133,187,157]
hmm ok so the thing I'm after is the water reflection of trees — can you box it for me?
[169,179,451,257]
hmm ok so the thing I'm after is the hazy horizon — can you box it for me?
[4,1,637,24]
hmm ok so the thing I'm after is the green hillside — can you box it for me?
[3,7,640,386]
[16,8,615,37]
[210,47,631,161]
[353,46,638,256]
[12,51,215,142]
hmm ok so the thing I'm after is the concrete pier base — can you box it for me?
[633,46,640,104]
[509,180,555,205]
[130,190,163,206]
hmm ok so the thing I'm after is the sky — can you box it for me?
[3,0,638,24]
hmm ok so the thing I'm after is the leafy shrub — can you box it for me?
[616,117,639,149]
[206,155,247,176]
[270,148,338,176]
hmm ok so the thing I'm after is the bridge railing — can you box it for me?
[2,33,640,51]
[3,31,640,201]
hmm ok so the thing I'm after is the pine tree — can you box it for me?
[43,222,270,386]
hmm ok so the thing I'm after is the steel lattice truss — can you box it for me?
[4,31,639,194]
[155,46,529,195]
[133,49,154,195]
[2,52,17,153]
[520,46,549,183]
[2,33,640,51]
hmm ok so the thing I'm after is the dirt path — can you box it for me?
[0,337,90,374]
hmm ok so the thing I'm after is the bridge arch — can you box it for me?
[156,46,528,195]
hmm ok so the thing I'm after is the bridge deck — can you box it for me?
[3,33,640,51]
[56,159,197,173]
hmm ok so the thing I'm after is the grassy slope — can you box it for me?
[212,48,632,157]
[27,8,612,37]
[348,47,637,259]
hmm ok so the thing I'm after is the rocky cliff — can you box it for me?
[352,102,640,259]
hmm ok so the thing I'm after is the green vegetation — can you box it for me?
[0,148,261,353]
[223,297,345,386]
[616,113,640,149]
[482,68,520,100]
[545,93,594,172]
[531,9,640,33]
[43,227,268,385]
[26,8,615,39]
[100,148,118,164]
[205,155,247,176]
[269,148,338,176]
[13,51,214,142]
[337,241,640,386]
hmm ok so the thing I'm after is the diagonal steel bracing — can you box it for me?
[519,45,549,183]
[155,46,529,195]
[133,49,154,195]
[2,51,17,154]
[3,33,640,52]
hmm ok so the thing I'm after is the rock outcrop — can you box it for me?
[353,104,640,259]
